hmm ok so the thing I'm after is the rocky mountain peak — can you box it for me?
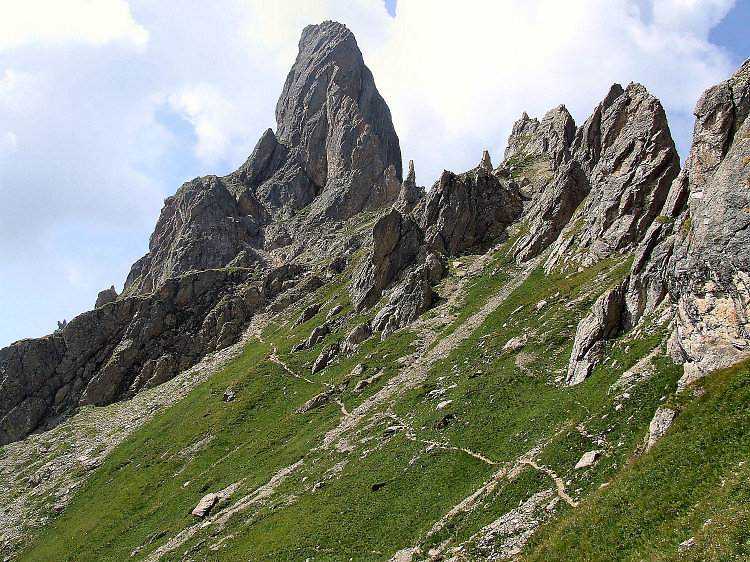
[123,21,402,295]
[546,81,680,271]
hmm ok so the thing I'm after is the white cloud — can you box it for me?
[0,0,148,52]
[0,131,17,150]
[169,84,238,165]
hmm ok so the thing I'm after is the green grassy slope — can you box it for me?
[525,358,750,561]
[18,236,745,561]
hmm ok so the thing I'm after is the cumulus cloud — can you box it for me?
[0,0,740,346]
[0,0,148,52]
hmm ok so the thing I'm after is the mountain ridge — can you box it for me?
[1,21,749,561]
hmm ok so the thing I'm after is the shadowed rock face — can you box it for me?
[420,167,523,256]
[0,265,310,445]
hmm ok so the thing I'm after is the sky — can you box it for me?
[0,0,748,348]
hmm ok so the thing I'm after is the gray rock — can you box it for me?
[574,450,603,469]
[504,105,575,167]
[343,322,372,351]
[124,175,265,294]
[191,493,218,518]
[95,286,118,308]
[371,265,434,339]
[668,58,750,375]
[0,265,304,445]
[274,21,402,223]
[567,279,627,385]
[645,407,677,452]
[546,83,680,272]
[350,208,421,311]
[295,391,330,414]
[311,343,339,375]
[326,304,344,320]
[419,167,522,256]
[480,150,493,171]
[125,21,402,295]
[394,160,424,214]
[513,159,590,263]
[306,322,330,349]
[294,303,322,327]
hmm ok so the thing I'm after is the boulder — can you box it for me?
[645,407,677,452]
[294,303,321,327]
[192,493,218,518]
[311,343,339,374]
[306,323,331,348]
[574,450,603,469]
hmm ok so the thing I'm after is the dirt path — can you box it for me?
[519,459,578,507]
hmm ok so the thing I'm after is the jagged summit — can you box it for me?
[125,20,401,294]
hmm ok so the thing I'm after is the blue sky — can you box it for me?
[0,0,748,348]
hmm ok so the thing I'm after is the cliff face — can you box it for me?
[124,21,402,295]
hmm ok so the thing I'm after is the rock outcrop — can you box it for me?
[125,21,401,294]
[419,164,523,256]
[394,160,424,214]
[0,265,308,445]
[371,264,435,339]
[95,286,118,308]
[667,59,750,375]
[124,175,265,294]
[567,279,628,385]
[350,209,421,311]
[504,105,576,167]
[546,83,681,272]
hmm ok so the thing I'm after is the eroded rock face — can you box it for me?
[419,166,523,256]
[513,159,590,263]
[668,58,750,375]
[567,279,627,385]
[0,265,306,445]
[371,264,434,339]
[272,21,402,223]
[125,176,265,294]
[126,21,402,294]
[350,208,421,311]
[546,83,680,272]
[504,105,576,167]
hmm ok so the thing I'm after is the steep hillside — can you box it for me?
[1,22,749,561]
